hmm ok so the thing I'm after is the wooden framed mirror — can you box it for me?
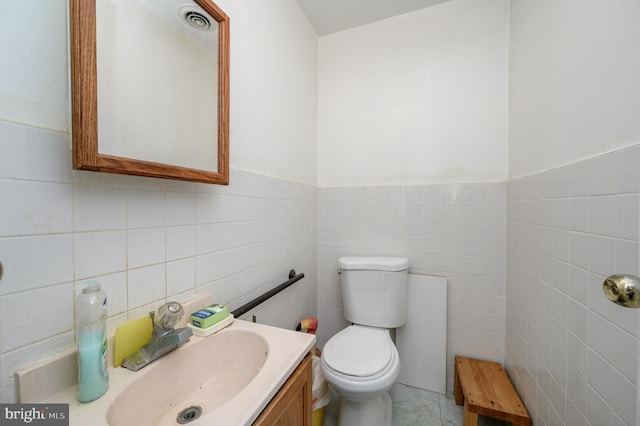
[70,0,229,184]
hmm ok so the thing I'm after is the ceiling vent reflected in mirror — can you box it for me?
[179,5,217,31]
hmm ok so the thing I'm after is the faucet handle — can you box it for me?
[156,302,184,330]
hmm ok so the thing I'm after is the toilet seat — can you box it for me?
[322,325,395,380]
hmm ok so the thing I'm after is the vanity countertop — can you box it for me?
[20,319,315,426]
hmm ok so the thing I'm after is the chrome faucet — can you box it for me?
[122,302,193,371]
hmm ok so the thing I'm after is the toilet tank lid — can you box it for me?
[339,256,409,272]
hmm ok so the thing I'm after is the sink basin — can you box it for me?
[40,319,315,426]
[107,329,268,425]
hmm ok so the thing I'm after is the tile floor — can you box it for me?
[321,383,510,426]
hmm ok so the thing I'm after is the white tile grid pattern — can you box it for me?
[505,146,640,426]
[317,181,507,392]
[0,121,317,403]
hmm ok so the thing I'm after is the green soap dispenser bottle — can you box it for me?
[76,280,109,402]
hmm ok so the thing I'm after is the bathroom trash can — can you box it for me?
[312,407,324,426]
[312,355,330,426]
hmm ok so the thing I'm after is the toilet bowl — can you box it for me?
[321,325,400,425]
[320,256,409,426]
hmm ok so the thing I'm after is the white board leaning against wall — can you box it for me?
[396,274,447,394]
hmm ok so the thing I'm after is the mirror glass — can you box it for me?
[70,0,229,184]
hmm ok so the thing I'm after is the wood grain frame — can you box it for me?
[69,0,229,184]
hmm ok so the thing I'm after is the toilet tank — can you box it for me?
[338,256,409,328]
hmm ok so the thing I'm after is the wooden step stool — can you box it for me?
[454,356,530,426]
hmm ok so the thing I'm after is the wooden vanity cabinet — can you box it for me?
[254,352,313,426]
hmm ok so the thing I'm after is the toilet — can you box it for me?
[321,256,409,426]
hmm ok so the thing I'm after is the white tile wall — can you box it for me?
[2,115,637,419]
[0,120,317,403]
[317,181,507,391]
[506,145,640,426]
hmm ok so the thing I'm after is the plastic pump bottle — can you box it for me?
[76,280,109,402]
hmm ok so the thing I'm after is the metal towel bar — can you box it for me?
[230,270,305,318]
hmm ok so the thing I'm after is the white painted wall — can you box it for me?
[216,0,318,185]
[508,0,640,179]
[317,0,509,187]
[0,0,69,131]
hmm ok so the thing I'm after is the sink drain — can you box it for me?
[177,406,202,424]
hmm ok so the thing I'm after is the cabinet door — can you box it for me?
[254,352,312,426]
